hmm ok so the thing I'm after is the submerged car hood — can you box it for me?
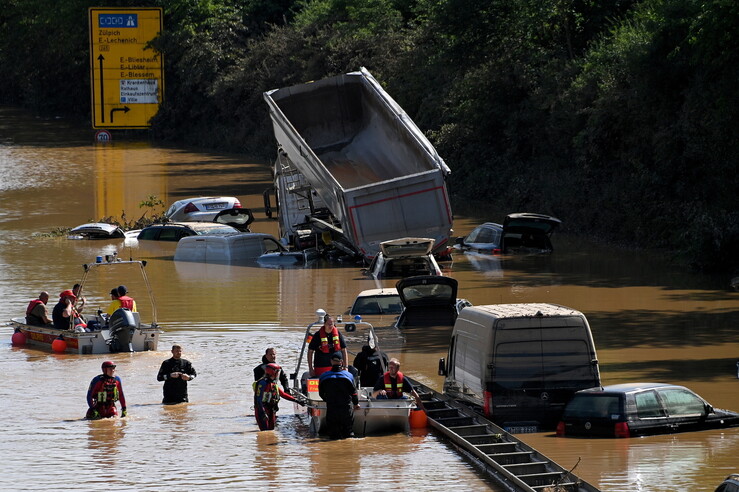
[396,275,458,308]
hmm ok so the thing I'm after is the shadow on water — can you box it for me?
[600,358,739,382]
[587,309,739,349]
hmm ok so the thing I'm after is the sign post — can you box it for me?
[89,8,164,129]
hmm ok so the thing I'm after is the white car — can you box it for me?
[164,196,242,222]
[363,237,442,279]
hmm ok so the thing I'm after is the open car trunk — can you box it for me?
[502,213,561,253]
[395,275,458,327]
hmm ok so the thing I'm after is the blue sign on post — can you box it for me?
[98,14,138,28]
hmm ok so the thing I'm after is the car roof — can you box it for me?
[580,382,682,395]
[354,288,400,298]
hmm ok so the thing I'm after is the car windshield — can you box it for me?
[384,258,433,277]
[467,225,501,245]
[351,295,403,315]
[565,395,621,419]
[401,282,453,303]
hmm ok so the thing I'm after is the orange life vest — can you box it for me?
[26,299,44,316]
[383,371,405,399]
[317,326,341,353]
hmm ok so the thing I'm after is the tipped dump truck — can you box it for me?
[264,67,453,259]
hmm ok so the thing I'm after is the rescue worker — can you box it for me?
[253,363,299,431]
[318,352,359,439]
[86,361,127,419]
[25,291,52,326]
[372,358,425,410]
[307,314,348,377]
[52,290,82,330]
[106,285,137,316]
[157,344,197,404]
[352,343,388,387]
[253,347,290,394]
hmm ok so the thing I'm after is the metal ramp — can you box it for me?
[410,379,600,492]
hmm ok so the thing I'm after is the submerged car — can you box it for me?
[456,213,561,254]
[363,237,442,279]
[137,222,240,241]
[174,232,310,265]
[68,222,125,240]
[348,288,405,317]
[557,383,739,438]
[164,196,242,222]
[394,276,471,328]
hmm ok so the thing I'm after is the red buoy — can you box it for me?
[11,331,26,346]
[51,338,67,353]
[409,408,428,428]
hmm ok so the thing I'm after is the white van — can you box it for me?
[174,233,305,264]
[439,303,601,431]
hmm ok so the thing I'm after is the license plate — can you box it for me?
[205,202,227,210]
[505,425,538,434]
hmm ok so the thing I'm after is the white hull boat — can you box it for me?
[10,256,162,354]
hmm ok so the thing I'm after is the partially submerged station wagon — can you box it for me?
[557,383,739,438]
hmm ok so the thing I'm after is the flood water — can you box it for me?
[1,106,738,491]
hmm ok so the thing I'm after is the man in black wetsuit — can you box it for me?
[157,344,197,404]
[352,343,388,387]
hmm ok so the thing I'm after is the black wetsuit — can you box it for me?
[353,346,388,387]
[157,357,197,404]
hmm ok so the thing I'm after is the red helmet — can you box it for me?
[60,289,77,300]
[102,361,116,369]
[265,363,281,379]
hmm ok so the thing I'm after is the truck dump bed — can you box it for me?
[264,68,453,258]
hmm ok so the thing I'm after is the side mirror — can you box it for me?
[438,357,447,376]
[455,237,464,245]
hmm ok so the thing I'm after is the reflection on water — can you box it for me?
[1,107,738,491]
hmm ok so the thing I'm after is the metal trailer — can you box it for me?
[264,67,453,259]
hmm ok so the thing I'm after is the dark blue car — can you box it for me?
[557,382,739,438]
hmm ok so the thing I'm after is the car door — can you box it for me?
[657,387,708,432]
[632,389,668,435]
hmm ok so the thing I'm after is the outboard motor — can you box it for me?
[107,308,136,352]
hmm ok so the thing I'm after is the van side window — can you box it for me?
[635,391,664,418]
[658,388,705,416]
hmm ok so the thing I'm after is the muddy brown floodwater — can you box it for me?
[1,106,738,491]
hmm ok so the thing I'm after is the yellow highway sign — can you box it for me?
[89,8,164,129]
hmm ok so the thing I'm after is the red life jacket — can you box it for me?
[26,299,44,316]
[96,376,120,404]
[318,326,341,353]
[118,296,134,310]
[383,371,405,399]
